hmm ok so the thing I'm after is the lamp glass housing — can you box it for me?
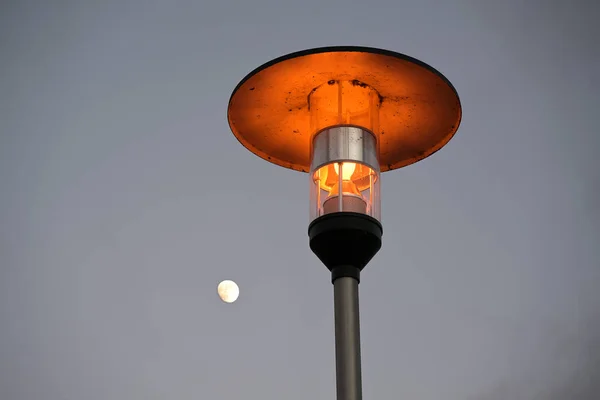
[309,126,380,222]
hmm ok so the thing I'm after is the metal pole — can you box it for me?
[333,276,362,400]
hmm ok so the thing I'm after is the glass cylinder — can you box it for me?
[309,126,381,222]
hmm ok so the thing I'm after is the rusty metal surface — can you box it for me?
[227,46,462,173]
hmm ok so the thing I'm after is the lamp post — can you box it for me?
[227,46,461,400]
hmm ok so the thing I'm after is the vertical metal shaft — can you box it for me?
[333,276,362,400]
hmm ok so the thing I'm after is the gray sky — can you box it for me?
[1,1,599,399]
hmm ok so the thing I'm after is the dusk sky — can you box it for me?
[1,1,599,399]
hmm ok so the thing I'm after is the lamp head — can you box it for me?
[227,46,461,276]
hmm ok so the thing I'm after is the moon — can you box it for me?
[217,280,239,303]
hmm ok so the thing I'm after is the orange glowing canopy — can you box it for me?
[227,46,462,173]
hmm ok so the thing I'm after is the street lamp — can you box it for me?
[227,46,461,400]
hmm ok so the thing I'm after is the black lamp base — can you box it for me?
[308,212,383,282]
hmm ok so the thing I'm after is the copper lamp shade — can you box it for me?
[227,46,462,173]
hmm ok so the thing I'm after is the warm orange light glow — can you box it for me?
[317,164,371,215]
[328,180,362,197]
[311,160,380,219]
[314,162,375,195]
[333,162,356,181]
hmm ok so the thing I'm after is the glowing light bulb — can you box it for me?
[333,162,356,180]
